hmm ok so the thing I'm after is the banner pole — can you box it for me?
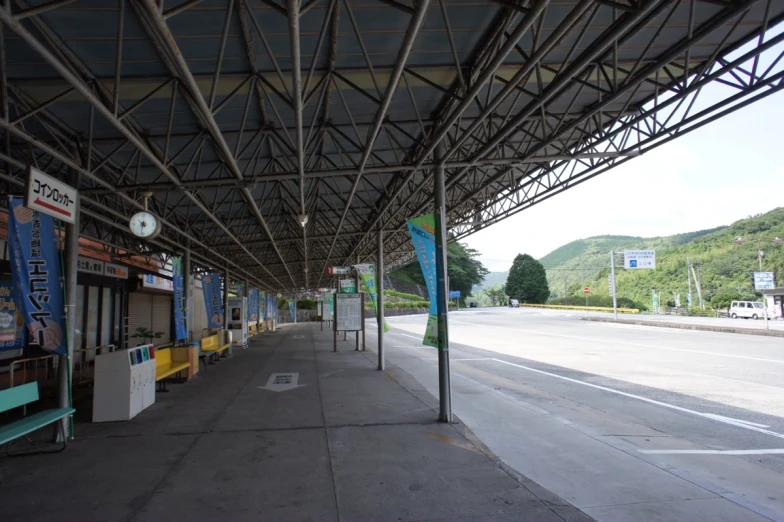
[377,226,385,370]
[434,142,452,423]
[60,169,79,439]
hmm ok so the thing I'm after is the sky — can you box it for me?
[463,87,784,273]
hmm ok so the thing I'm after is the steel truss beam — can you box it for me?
[370,10,784,268]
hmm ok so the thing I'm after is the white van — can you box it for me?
[729,301,771,320]
[509,299,520,308]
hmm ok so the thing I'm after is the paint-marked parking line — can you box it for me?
[490,358,784,441]
[398,333,422,340]
[640,449,784,455]
[453,358,492,362]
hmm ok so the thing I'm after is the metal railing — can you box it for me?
[73,344,116,384]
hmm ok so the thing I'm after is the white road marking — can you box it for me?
[491,358,784,441]
[640,449,784,455]
[398,333,422,341]
[449,320,784,364]
[452,358,492,362]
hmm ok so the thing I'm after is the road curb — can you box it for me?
[582,316,784,337]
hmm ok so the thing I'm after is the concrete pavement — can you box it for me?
[0,323,590,522]
[371,308,784,522]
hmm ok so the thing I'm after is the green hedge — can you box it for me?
[386,290,425,302]
[548,295,647,311]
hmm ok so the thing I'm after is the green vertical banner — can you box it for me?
[406,213,442,349]
[354,263,389,332]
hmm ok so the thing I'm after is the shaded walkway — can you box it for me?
[0,324,590,522]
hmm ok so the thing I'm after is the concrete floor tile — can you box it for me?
[0,434,197,522]
[135,429,338,522]
[329,423,547,521]
[583,497,773,522]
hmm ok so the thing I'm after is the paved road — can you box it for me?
[366,308,784,522]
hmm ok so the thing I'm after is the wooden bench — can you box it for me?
[0,382,75,455]
[199,334,231,368]
[154,348,190,391]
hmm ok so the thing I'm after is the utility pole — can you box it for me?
[687,257,693,308]
[690,263,704,309]
[610,251,618,320]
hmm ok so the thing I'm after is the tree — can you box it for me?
[446,242,489,302]
[392,240,489,303]
[505,254,549,304]
[710,290,741,310]
[483,286,507,306]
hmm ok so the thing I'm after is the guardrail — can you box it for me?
[518,303,640,314]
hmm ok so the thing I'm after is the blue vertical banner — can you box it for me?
[201,273,224,328]
[0,281,24,351]
[288,301,295,322]
[248,288,259,323]
[171,257,187,341]
[7,198,67,354]
[260,291,266,321]
[406,213,441,349]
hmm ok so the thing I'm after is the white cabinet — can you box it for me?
[93,344,157,422]
[228,297,248,349]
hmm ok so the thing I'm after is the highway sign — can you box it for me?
[753,272,775,290]
[583,287,590,295]
[624,250,655,269]
[326,266,351,275]
[449,290,461,299]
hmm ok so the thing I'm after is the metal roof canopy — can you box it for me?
[1,0,783,291]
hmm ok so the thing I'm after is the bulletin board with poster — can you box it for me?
[333,292,364,352]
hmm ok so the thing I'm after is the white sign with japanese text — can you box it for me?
[140,273,173,291]
[336,293,362,331]
[753,272,775,290]
[623,250,656,270]
[25,167,78,224]
[77,256,104,276]
[104,262,129,279]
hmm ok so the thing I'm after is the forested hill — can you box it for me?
[545,208,784,307]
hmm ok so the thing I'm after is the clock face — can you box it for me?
[129,211,161,239]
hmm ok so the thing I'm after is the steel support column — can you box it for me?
[184,242,192,340]
[224,267,230,334]
[58,168,79,440]
[434,141,451,423]
[377,224,384,371]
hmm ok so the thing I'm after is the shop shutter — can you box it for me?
[151,295,172,346]
[128,292,152,347]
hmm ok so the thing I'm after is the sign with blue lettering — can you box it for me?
[407,213,442,349]
[201,273,224,328]
[753,272,775,290]
[172,257,187,341]
[623,250,655,269]
[7,199,67,354]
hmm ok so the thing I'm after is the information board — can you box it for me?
[336,293,362,331]
[753,272,775,290]
[623,250,655,269]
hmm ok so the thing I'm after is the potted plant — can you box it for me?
[131,327,164,345]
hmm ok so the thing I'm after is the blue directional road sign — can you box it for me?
[449,291,461,299]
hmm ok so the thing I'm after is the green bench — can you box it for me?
[0,382,75,455]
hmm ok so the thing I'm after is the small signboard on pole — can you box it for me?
[25,167,79,224]
[340,279,356,293]
[327,266,351,275]
[753,272,775,290]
